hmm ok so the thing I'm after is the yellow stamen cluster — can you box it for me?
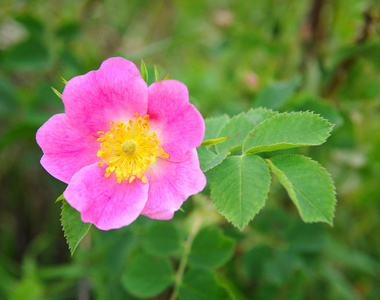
[97,113,169,183]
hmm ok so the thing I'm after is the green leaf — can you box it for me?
[121,254,174,298]
[51,86,62,99]
[10,278,43,300]
[0,79,16,118]
[61,77,68,84]
[61,200,91,256]
[2,38,51,71]
[246,107,278,126]
[55,194,64,203]
[263,250,302,286]
[211,155,271,230]
[188,227,235,269]
[266,154,336,225]
[254,77,300,109]
[142,222,181,256]
[204,115,230,141]
[243,111,333,155]
[197,147,230,172]
[178,269,231,300]
[201,136,229,147]
[140,59,149,84]
[154,65,160,82]
[216,112,254,153]
[242,246,272,279]
[163,74,170,80]
[291,97,344,129]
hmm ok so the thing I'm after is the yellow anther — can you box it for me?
[97,112,169,183]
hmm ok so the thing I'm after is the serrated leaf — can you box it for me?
[140,59,148,84]
[61,200,91,256]
[211,155,271,230]
[254,77,300,109]
[216,113,254,153]
[51,86,62,99]
[188,227,235,269]
[266,154,336,225]
[178,269,231,300]
[204,115,230,141]
[246,107,278,126]
[291,98,344,129]
[142,222,181,256]
[243,111,333,155]
[197,147,230,172]
[55,194,64,203]
[121,254,174,298]
[154,65,160,82]
[201,136,229,147]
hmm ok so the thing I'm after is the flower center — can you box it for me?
[121,140,137,155]
[97,113,169,183]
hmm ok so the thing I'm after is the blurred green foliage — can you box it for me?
[0,0,379,299]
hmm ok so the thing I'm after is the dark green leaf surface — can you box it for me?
[142,222,181,256]
[211,155,271,229]
[204,115,230,141]
[243,112,333,154]
[178,269,231,300]
[188,227,235,269]
[267,154,336,225]
[291,98,344,129]
[2,38,51,71]
[60,200,91,256]
[246,107,278,126]
[197,147,230,172]
[216,113,254,153]
[121,254,174,298]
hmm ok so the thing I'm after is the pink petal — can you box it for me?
[147,80,205,161]
[36,114,99,184]
[63,57,148,135]
[64,163,149,230]
[141,149,206,220]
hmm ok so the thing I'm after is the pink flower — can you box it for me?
[36,57,206,230]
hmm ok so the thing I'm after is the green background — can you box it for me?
[0,0,379,299]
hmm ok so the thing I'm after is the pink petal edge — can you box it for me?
[147,80,205,162]
[36,113,99,184]
[141,149,206,220]
[63,57,148,135]
[64,163,149,230]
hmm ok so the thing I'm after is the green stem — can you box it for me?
[169,213,203,300]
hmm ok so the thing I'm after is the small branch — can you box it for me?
[300,0,326,65]
[322,6,376,99]
[299,0,328,92]
[169,213,203,300]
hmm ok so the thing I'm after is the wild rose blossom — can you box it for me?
[36,57,206,230]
